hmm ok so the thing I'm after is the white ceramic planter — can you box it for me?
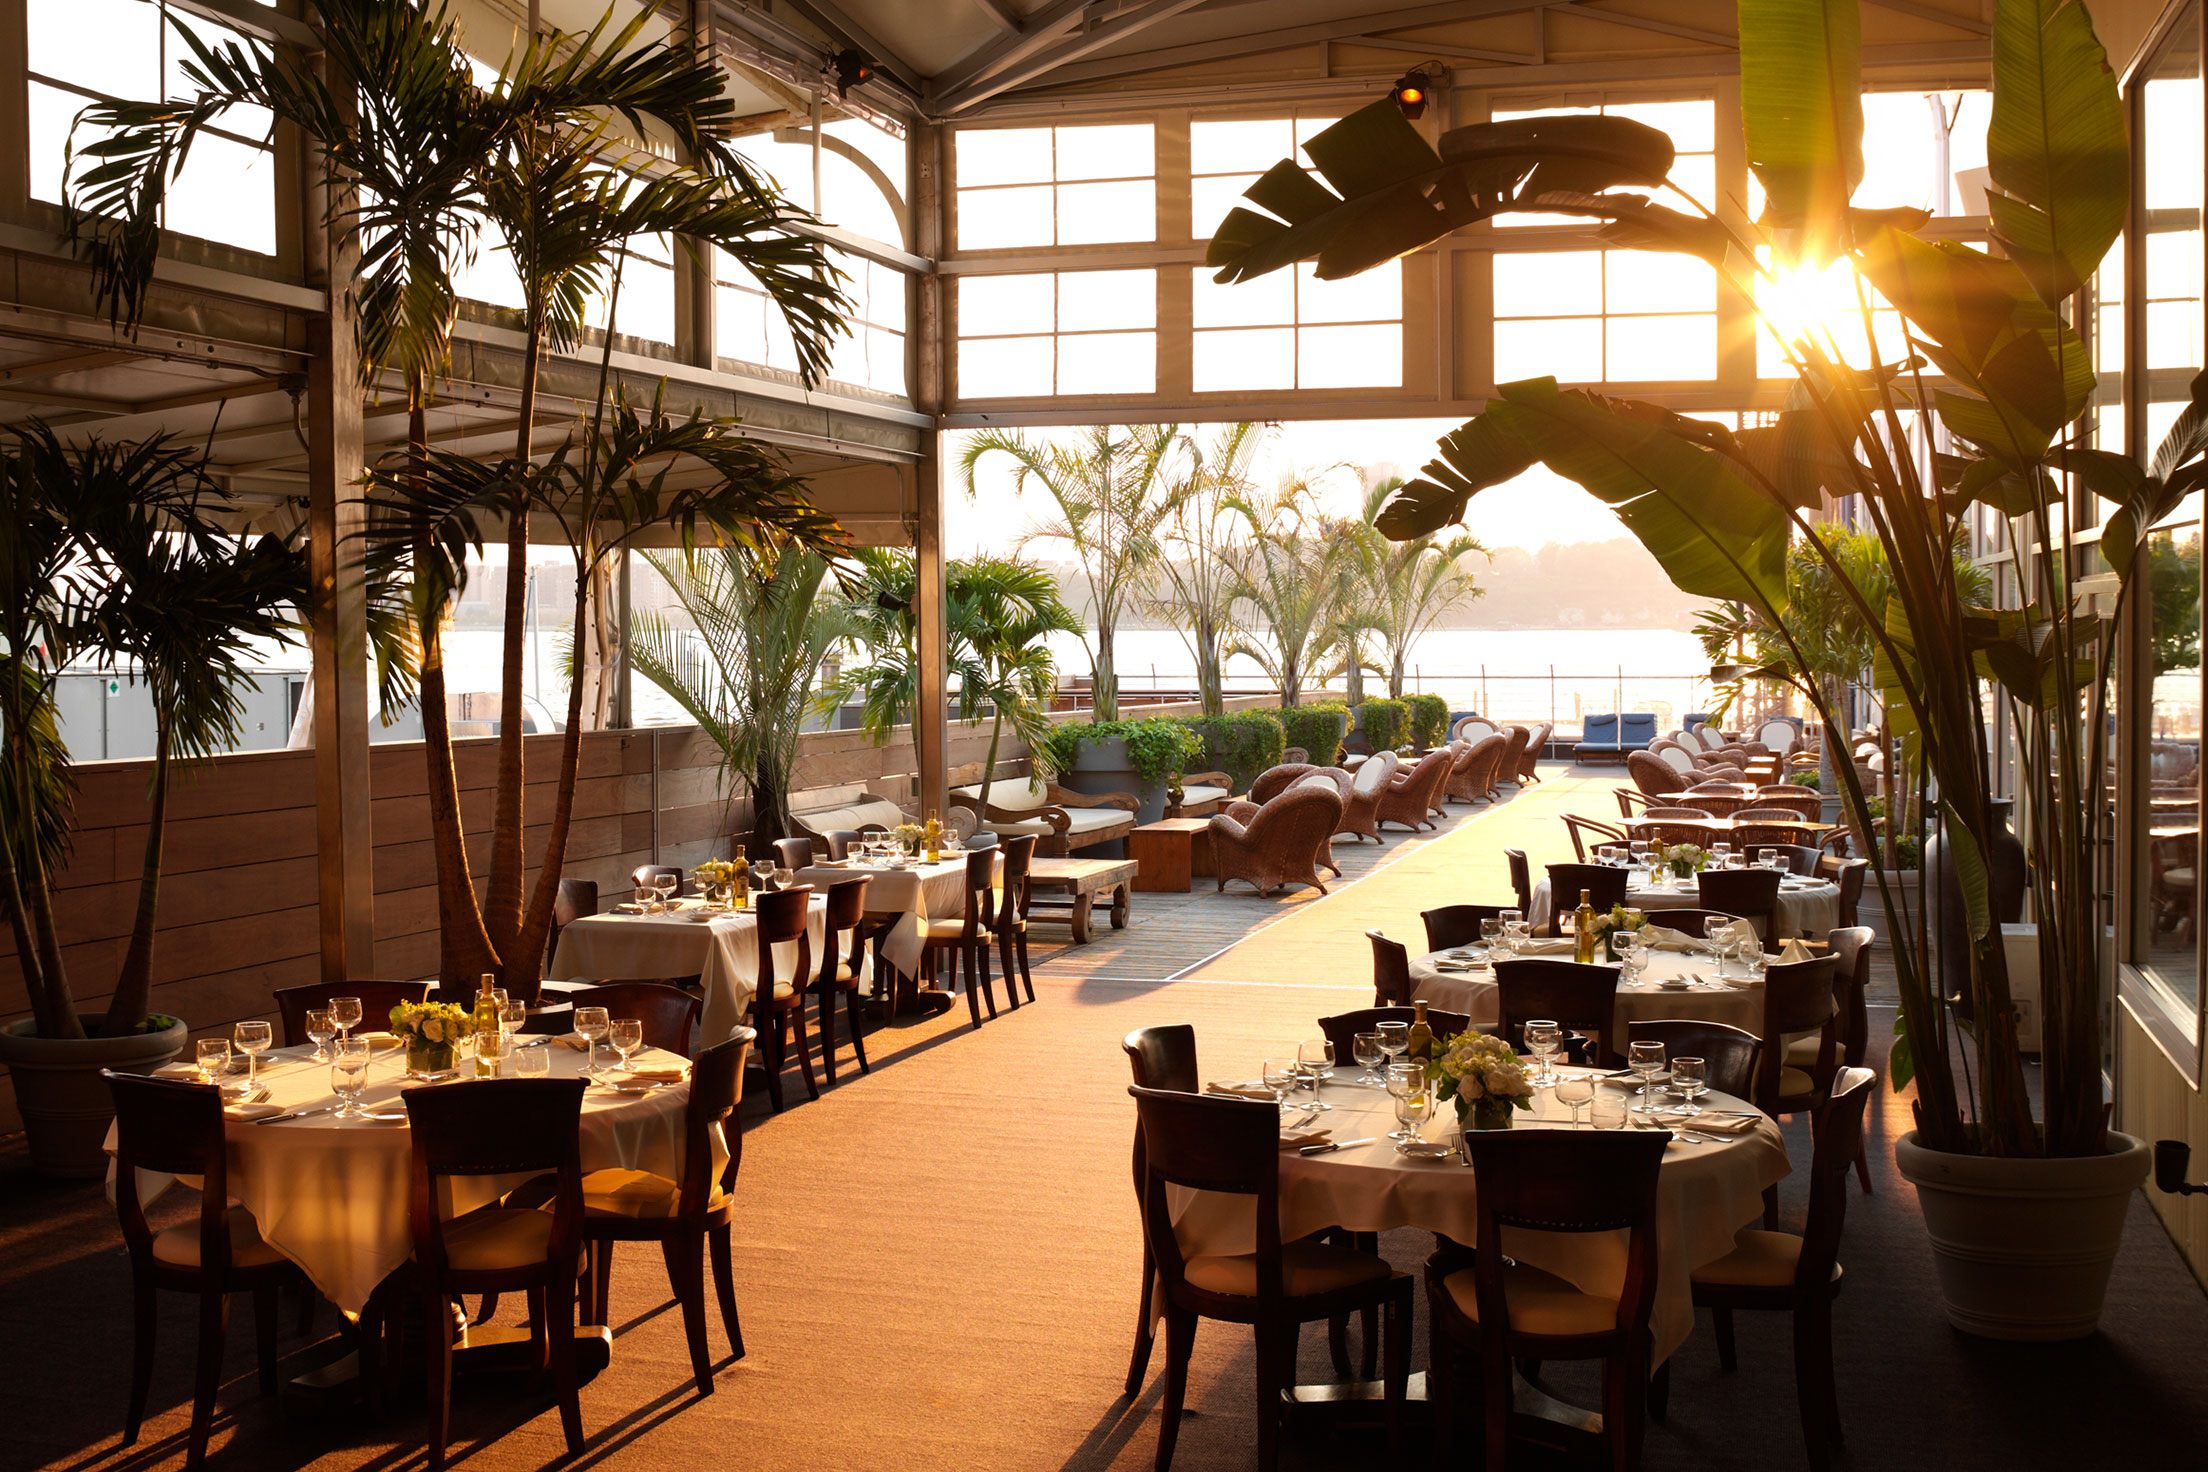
[0,1016,189,1178]
[1894,1128,2150,1341]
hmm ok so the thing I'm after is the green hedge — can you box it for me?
[1168,711,1286,791]
[1405,693,1449,749]
[1359,698,1409,754]
[1035,718,1206,784]
[1277,702,1350,766]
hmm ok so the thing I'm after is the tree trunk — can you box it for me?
[509,573,592,1001]
[485,322,544,961]
[0,710,74,1038]
[979,710,1003,813]
[1197,633,1224,719]
[1091,621,1118,721]
[101,723,169,1036]
[1388,650,1408,700]
[1343,640,1365,705]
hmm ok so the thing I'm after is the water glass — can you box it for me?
[1260,1058,1296,1111]
[1506,919,1533,954]
[1523,1019,1561,1087]
[1477,918,1502,958]
[1672,1057,1709,1115]
[234,1021,272,1085]
[515,1042,551,1079]
[1296,1039,1334,1110]
[1704,917,1734,976]
[654,875,679,910]
[1353,1031,1385,1085]
[1738,937,1766,981]
[473,1024,510,1079]
[1555,1074,1596,1127]
[1391,1085,1433,1143]
[610,1018,645,1074]
[1498,908,1524,946]
[195,1038,230,1081]
[1711,842,1732,867]
[305,1008,336,1062]
[1614,931,1645,983]
[329,995,362,1041]
[1629,841,1652,870]
[573,1006,610,1077]
[1628,1040,1667,1113]
[1590,1092,1627,1129]
[1375,1021,1409,1066]
[331,1038,371,1116]
[499,998,527,1041]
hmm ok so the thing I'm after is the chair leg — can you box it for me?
[1383,1290,1409,1454]
[1713,1304,1738,1371]
[789,1004,819,1103]
[1483,1333,1512,1472]
[1763,1181,1781,1229]
[185,1287,228,1470]
[1359,1303,1379,1381]
[816,991,838,1084]
[125,1273,156,1446]
[1017,931,1035,1003]
[997,931,1020,1010]
[959,946,983,1029]
[708,1223,745,1361]
[1125,1242,1157,1397]
[1254,1321,1286,1472]
[425,1291,453,1472]
[758,1012,786,1112]
[975,940,999,1019]
[1607,1345,1649,1472]
[666,1233,713,1397]
[1798,1299,1843,1460]
[544,1273,585,1455]
[845,988,871,1075]
[1853,1138,1874,1194]
[591,1239,614,1326]
[293,1281,316,1336]
[1326,1313,1353,1379]
[1155,1307,1196,1472]
[254,1285,280,1395]
[1648,1358,1672,1423]
[1426,1289,1454,1455]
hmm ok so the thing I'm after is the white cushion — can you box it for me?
[952,777,1049,813]
[1063,805,1130,834]
[1352,754,1396,796]
[1294,773,1340,794]
[1178,783,1228,807]
[795,798,906,835]
[1697,728,1727,751]
[1657,746,1697,775]
[1760,721,1796,749]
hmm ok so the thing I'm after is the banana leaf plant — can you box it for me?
[1207,0,2184,1160]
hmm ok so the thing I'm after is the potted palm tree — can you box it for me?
[1208,0,2163,1338]
[0,426,308,1175]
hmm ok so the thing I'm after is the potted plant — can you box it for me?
[0,426,309,1175]
[1207,0,2160,1338]
[1039,718,1206,825]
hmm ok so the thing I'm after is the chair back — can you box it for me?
[1619,713,1657,745]
[1627,750,1687,796]
[1731,804,1807,822]
[1630,820,1725,847]
[104,1072,232,1268]
[1560,813,1627,861]
[993,834,1037,934]
[1129,1086,1282,1296]
[1581,713,1619,744]
[1317,1005,1473,1062]
[1250,763,1321,804]
[567,981,702,1056]
[1544,864,1628,932]
[1828,857,1868,927]
[1492,958,1621,1065]
[1641,806,1715,819]
[1123,1024,1199,1092]
[946,806,979,841]
[1505,848,1532,912]
[754,885,815,1001]
[1655,744,1698,776]
[274,979,434,1047]
[1421,903,1509,952]
[683,1031,754,1214]
[820,828,861,860]
[1748,788,1823,822]
[1763,843,1823,876]
[1826,925,1875,1067]
[404,1078,586,1280]
[548,878,599,975]
[1368,929,1412,1006]
[1461,1129,1666,1341]
[1756,956,1840,1109]
[1613,788,1657,819]
[1698,868,1782,939]
[1623,1020,1760,1099]
[1733,823,1813,849]
[959,845,998,937]
[1641,907,1740,938]
[1797,1068,1876,1287]
[773,837,814,871]
[819,875,874,986]
[633,864,686,899]
[1758,718,1799,751]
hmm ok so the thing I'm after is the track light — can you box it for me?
[1390,67,1440,121]
[833,48,874,97]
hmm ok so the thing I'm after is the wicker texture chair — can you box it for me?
[1747,789,1824,822]
[1627,749,1688,796]
[1334,750,1397,843]
[1680,785,1752,816]
[1517,721,1552,782]
[1210,782,1345,896]
[1231,770,1348,878]
[1377,747,1453,832]
[1248,763,1323,805]
[1448,732,1509,804]
[1497,725,1533,786]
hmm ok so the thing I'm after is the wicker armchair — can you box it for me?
[1209,782,1346,896]
[1248,762,1323,805]
[1377,747,1454,832]
[1517,721,1552,782]
[1498,725,1533,786]
[1627,749,1688,797]
[1253,769,1349,876]
[1681,784,1752,816]
[1747,787,1823,822]
[1335,749,1397,843]
[1448,732,1509,804]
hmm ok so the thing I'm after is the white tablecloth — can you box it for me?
[1530,870,1839,938]
[795,856,985,978]
[1170,1071,1788,1361]
[1409,945,1765,1036]
[107,1041,703,1315]
[551,896,829,1051]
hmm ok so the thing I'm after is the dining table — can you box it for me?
[1172,1067,1789,1363]
[105,1039,706,1318]
[549,893,831,1050]
[793,850,991,983]
[1409,940,1767,1036]
[1529,865,1841,938]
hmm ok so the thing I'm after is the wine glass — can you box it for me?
[195,1037,230,1081]
[1672,1056,1709,1116]
[1352,1031,1385,1085]
[609,1018,644,1075]
[1704,916,1734,977]
[653,874,679,911]
[233,1021,272,1086]
[1297,1039,1334,1111]
[1260,1058,1297,1112]
[305,1008,336,1062]
[573,1005,610,1077]
[329,995,362,1043]
[1614,930,1645,984]
[634,880,656,910]
[1628,1040,1667,1113]
[1630,840,1652,871]
[499,997,527,1042]
[1385,1061,1429,1141]
[1711,842,1732,868]
[1523,1019,1561,1088]
[1506,919,1532,954]
[1476,918,1502,960]
[1498,909,1523,954]
[1741,936,1770,982]
[1375,1020,1409,1068]
[1555,1073,1596,1128]
[330,1038,371,1117]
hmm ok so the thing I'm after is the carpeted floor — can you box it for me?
[6,771,2207,1472]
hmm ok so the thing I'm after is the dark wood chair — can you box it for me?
[1691,1067,1877,1472]
[1642,906,1743,939]
[632,863,687,899]
[1755,954,1843,1225]
[1121,1025,1199,1397]
[566,982,701,1058]
[820,828,862,860]
[772,836,813,872]
[402,1078,589,1469]
[1505,848,1532,913]
[105,1072,307,1469]
[748,885,818,1110]
[1791,927,1876,1193]
[809,876,876,1082]
[1130,1085,1410,1472]
[1420,903,1510,952]
[274,979,432,1047]
[918,847,1002,1028]
[1760,843,1825,877]
[1625,1018,1761,1100]
[1316,1005,1475,1062]
[1491,958,1621,1066]
[1543,864,1628,935]
[547,878,600,980]
[1826,857,1868,927]
[1561,812,1628,861]
[1699,868,1784,940]
[993,834,1039,1007]
[1426,1128,1669,1470]
[1368,929,1412,1006]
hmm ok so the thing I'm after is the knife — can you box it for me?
[253,1106,338,1125]
[1299,1137,1376,1155]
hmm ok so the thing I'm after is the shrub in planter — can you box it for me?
[1169,711,1286,791]
[1789,769,1823,789]
[1039,718,1206,784]
[1405,693,1449,749]
[1358,698,1409,754]
[1277,703,1350,766]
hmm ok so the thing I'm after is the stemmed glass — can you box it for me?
[1352,1031,1386,1085]
[1629,840,1652,872]
[1704,916,1734,977]
[1523,1019,1561,1088]
[1672,1057,1709,1116]
[1741,937,1769,982]
[653,874,679,911]
[1711,842,1733,868]
[1497,909,1524,955]
[233,1021,272,1086]
[609,1018,644,1076]
[1296,1039,1334,1111]
[1614,930,1646,985]
[499,997,527,1043]
[1627,1040,1667,1114]
[573,1006,610,1077]
[1385,1061,1429,1142]
[1375,1020,1409,1071]
[1505,918,1532,954]
[305,1008,336,1062]
[1555,1073,1596,1127]
[1477,918,1502,960]
[329,995,363,1045]
[330,1038,371,1117]
[1260,1058,1297,1112]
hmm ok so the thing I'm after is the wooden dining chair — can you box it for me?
[566,982,701,1057]
[105,1072,307,1470]
[545,878,600,991]
[1624,1019,1761,1099]
[1755,954,1842,1225]
[1367,929,1412,1006]
[746,885,818,1110]
[772,836,813,872]
[1504,848,1531,913]
[1826,857,1868,927]
[1790,927,1876,1193]
[1542,863,1628,935]
[1427,1128,1669,1470]
[1129,1085,1411,1472]
[810,876,875,1082]
[1419,903,1510,952]
[1691,1067,1876,1472]
[918,847,1003,1029]
[273,979,432,1047]
[632,863,687,898]
[1699,868,1783,939]
[1121,1025,1199,1397]
[1315,1005,1475,1062]
[819,828,861,860]
[1561,813,1628,861]
[402,1078,589,1469]
[1491,958,1620,1066]
[1763,843,1825,877]
[993,834,1039,1007]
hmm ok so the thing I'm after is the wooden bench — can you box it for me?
[1026,857,1137,944]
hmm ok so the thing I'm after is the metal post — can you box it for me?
[911,120,949,819]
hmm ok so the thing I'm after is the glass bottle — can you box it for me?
[1574,888,1599,964]
[924,809,942,862]
[472,973,501,1076]
[1406,998,1433,1063]
[731,845,750,910]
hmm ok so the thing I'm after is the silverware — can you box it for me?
[253,1106,337,1126]
[1299,1137,1375,1155]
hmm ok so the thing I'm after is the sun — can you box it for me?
[1754,254,1904,372]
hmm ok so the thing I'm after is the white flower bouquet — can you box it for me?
[389,1000,477,1075]
[1429,1030,1535,1130]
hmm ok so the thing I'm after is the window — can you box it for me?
[1190,263,1400,391]
[957,270,1155,397]
[955,125,1155,250]
[2143,502,2203,1020]
[27,0,277,256]
[590,220,674,347]
[2142,59,2204,375]
[828,253,908,395]
[1493,250,1715,382]
[1753,252,1907,378]
[1493,99,1715,228]
[1189,114,1338,243]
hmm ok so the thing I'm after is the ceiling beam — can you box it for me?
[0,349,139,383]
[1864,0,1992,36]
[1557,1,1735,49]
[166,0,319,50]
[777,0,926,92]
[27,377,294,430]
[1344,36,1537,67]
[937,0,1214,113]
[972,0,1027,35]
[930,0,1095,96]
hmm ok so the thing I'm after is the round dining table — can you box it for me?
[1172,1069,1789,1362]
[550,893,830,1051]
[107,1039,708,1317]
[1529,866,1840,938]
[1409,942,1767,1036]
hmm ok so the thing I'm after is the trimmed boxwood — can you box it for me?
[1277,702,1350,766]
[1359,698,1409,754]
[1036,718,1206,784]
[1405,693,1449,749]
[1169,710,1286,791]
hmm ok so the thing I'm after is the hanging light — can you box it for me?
[833,49,874,97]
[1390,70,1430,120]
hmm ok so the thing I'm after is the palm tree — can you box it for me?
[958,425,1190,720]
[1226,477,1353,706]
[1351,476,1489,699]
[1147,422,1264,717]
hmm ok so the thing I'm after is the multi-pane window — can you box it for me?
[27,0,276,255]
[954,125,1155,249]
[957,270,1155,397]
[1189,263,1400,391]
[1493,250,1715,383]
[1189,114,1338,243]
[1493,99,1715,228]
[2143,65,2204,375]
[1752,251,1906,378]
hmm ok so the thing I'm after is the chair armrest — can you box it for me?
[1181,770,1232,789]
[1223,800,1262,825]
[979,801,1070,834]
[1047,784,1140,812]
[1209,812,1251,843]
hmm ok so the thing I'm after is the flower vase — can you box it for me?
[406,1040,455,1078]
[1457,1095,1514,1132]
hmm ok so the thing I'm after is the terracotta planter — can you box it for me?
[0,1016,189,1178]
[1894,1129,2150,1340]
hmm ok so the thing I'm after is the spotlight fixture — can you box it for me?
[1390,66,1440,121]
[832,48,874,97]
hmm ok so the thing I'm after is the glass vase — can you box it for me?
[406,1040,455,1078]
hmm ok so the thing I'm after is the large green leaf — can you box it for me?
[1986,0,2127,307]
[1739,0,1864,261]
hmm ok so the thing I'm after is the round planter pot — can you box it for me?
[1,1015,190,1178]
[1058,736,1171,836]
[1893,1129,2150,1341]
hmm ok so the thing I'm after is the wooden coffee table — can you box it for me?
[1026,857,1136,943]
[1128,818,1217,892]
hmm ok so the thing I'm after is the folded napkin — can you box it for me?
[1656,1108,1760,1134]
[152,1062,206,1080]
[223,1099,285,1121]
[809,858,850,869]
[1777,937,1818,964]
[611,902,649,914]
[1279,1128,1331,1150]
[556,1035,592,1051]
[626,1065,687,1083]
[1510,936,1577,956]
[1716,918,1760,949]
[1205,1080,1278,1100]
[1638,925,1702,951]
